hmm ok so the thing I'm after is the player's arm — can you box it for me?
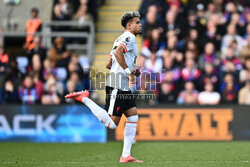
[106,57,112,69]
[114,44,136,84]
[114,44,128,70]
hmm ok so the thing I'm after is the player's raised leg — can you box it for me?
[119,107,143,163]
[65,91,117,129]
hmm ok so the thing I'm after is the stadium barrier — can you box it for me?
[0,105,106,142]
[0,21,95,64]
[112,105,250,141]
[0,105,249,142]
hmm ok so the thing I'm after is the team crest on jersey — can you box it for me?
[125,37,130,42]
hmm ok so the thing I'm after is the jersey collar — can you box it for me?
[125,30,136,37]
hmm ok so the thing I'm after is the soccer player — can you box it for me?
[65,11,143,163]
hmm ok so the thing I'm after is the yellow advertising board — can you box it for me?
[115,109,233,141]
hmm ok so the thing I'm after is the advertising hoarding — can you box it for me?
[116,108,233,141]
[0,105,106,142]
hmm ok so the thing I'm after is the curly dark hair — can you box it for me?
[121,11,140,28]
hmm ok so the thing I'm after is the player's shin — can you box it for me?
[122,115,138,158]
[82,97,117,129]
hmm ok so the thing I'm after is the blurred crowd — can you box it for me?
[52,0,99,23]
[0,0,101,104]
[136,0,250,105]
[1,0,250,106]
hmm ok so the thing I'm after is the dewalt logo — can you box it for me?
[116,109,233,141]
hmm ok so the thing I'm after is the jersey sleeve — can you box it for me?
[108,50,113,58]
[120,35,134,52]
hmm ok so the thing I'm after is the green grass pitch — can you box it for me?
[0,141,250,167]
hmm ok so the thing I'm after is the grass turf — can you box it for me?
[0,141,250,167]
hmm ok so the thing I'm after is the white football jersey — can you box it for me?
[106,31,138,91]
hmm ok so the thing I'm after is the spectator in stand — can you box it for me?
[71,53,90,84]
[181,58,201,83]
[41,78,61,105]
[202,17,223,51]
[67,71,84,91]
[71,3,91,42]
[187,28,199,43]
[229,39,241,57]
[53,0,73,21]
[204,2,217,21]
[144,52,163,73]
[168,2,183,27]
[184,50,196,60]
[2,59,24,89]
[162,56,180,82]
[161,51,183,96]
[29,71,44,100]
[198,42,220,70]
[141,28,165,59]
[183,10,204,38]
[142,5,162,39]
[212,13,226,33]
[157,81,176,104]
[64,80,77,104]
[198,63,219,91]
[73,4,92,24]
[240,35,250,63]
[43,59,57,81]
[220,73,239,103]
[177,81,199,105]
[29,54,43,80]
[75,0,98,22]
[227,12,245,36]
[221,24,242,58]
[184,40,199,58]
[0,46,9,81]
[184,28,200,52]
[44,72,64,96]
[221,46,242,78]
[164,32,177,49]
[163,34,183,67]
[239,57,250,86]
[223,2,238,21]
[25,8,41,51]
[0,80,19,104]
[211,7,226,26]
[139,0,168,21]
[48,37,70,68]
[243,8,250,25]
[26,36,46,67]
[67,53,84,80]
[163,10,181,38]
[223,2,245,26]
[19,75,39,104]
[198,82,221,105]
[243,23,250,43]
[238,80,250,105]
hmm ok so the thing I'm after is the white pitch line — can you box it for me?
[1,162,89,164]
[0,160,249,164]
